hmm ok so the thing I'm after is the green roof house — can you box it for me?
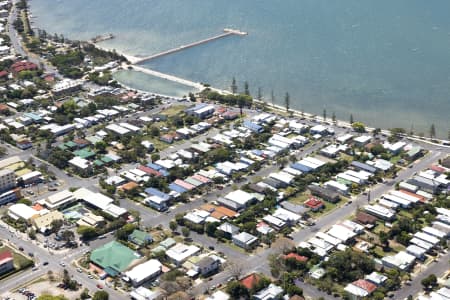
[128,229,153,247]
[90,241,140,276]
[73,148,96,159]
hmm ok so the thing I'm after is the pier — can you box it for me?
[90,33,114,43]
[133,28,247,64]
[131,65,205,90]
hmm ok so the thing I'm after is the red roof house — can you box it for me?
[11,61,38,74]
[240,273,261,290]
[283,252,309,263]
[304,197,324,211]
[352,279,377,294]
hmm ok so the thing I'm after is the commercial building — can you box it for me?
[8,203,38,221]
[124,259,162,287]
[32,210,64,234]
[39,190,76,209]
[90,241,140,277]
[0,169,15,193]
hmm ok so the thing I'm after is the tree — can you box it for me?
[116,223,136,241]
[226,281,249,299]
[421,274,437,290]
[227,262,244,279]
[244,81,250,96]
[181,227,190,238]
[28,228,36,240]
[284,92,290,112]
[61,230,75,242]
[50,219,63,233]
[257,87,262,101]
[430,123,436,139]
[323,109,327,121]
[350,114,354,124]
[271,90,275,107]
[77,226,98,240]
[92,291,109,300]
[352,122,366,133]
[169,221,178,232]
[324,249,375,283]
[379,231,389,248]
[231,77,237,94]
[80,288,90,300]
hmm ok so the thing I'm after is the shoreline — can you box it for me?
[77,43,450,146]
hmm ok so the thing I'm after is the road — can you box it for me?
[0,226,125,300]
[7,0,59,76]
[394,251,450,300]
[190,150,448,297]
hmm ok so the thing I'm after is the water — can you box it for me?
[30,0,450,137]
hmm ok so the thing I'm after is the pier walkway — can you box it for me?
[130,65,205,90]
[133,28,247,64]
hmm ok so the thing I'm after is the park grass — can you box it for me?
[160,105,186,117]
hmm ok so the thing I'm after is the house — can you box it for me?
[232,232,258,250]
[253,284,284,300]
[129,287,161,300]
[185,104,215,119]
[240,273,262,290]
[206,291,230,300]
[381,251,415,271]
[0,250,14,275]
[165,243,200,266]
[128,229,153,247]
[344,279,377,300]
[354,212,377,226]
[282,253,308,263]
[304,197,324,211]
[11,60,38,74]
[194,256,221,277]
[308,185,340,203]
[217,222,239,238]
[364,272,387,286]
[124,259,162,287]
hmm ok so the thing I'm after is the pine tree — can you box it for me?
[285,92,290,112]
[244,81,250,96]
[332,112,336,123]
[257,87,262,101]
[231,77,237,94]
[430,124,436,138]
[350,114,354,124]
[323,109,327,121]
[271,90,275,107]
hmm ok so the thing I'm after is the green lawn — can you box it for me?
[288,191,311,205]
[311,200,344,217]
[160,105,186,117]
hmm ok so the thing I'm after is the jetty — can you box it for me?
[133,28,247,64]
[90,33,115,44]
[131,65,205,90]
